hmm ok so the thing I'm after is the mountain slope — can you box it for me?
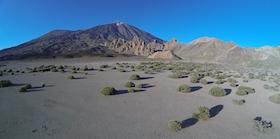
[0,22,164,60]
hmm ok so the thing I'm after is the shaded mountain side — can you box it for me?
[0,22,165,60]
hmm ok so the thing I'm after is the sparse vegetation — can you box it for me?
[137,84,144,88]
[68,75,75,79]
[232,99,246,105]
[230,83,239,87]
[129,74,140,80]
[168,120,182,132]
[24,84,32,89]
[253,116,273,133]
[215,79,225,84]
[190,73,203,83]
[168,73,183,79]
[19,87,27,92]
[200,79,208,85]
[269,94,280,104]
[125,82,135,88]
[0,80,13,88]
[192,106,210,120]
[177,84,191,93]
[236,86,255,96]
[209,87,226,97]
[100,87,117,96]
[128,88,135,93]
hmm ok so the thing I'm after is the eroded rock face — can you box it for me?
[107,37,163,56]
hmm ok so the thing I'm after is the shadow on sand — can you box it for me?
[114,89,146,95]
[224,89,232,96]
[190,86,202,92]
[140,77,154,80]
[141,84,155,88]
[209,104,224,118]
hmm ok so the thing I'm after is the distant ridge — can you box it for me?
[1,23,280,68]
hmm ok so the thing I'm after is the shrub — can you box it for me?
[125,82,135,88]
[269,94,280,104]
[24,84,32,89]
[200,79,208,85]
[137,84,144,88]
[128,88,135,93]
[168,73,183,79]
[190,73,202,83]
[243,79,249,83]
[129,74,140,80]
[215,79,225,84]
[230,83,239,87]
[248,73,254,79]
[100,64,109,68]
[117,69,126,72]
[253,116,273,133]
[41,84,46,88]
[209,87,226,97]
[232,99,246,105]
[236,86,255,96]
[177,84,191,93]
[100,87,117,96]
[0,80,13,88]
[68,75,75,79]
[227,78,237,83]
[83,65,89,71]
[192,106,210,120]
[168,120,182,132]
[19,87,27,92]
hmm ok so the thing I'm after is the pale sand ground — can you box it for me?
[0,58,280,139]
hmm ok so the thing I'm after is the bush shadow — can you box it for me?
[190,86,202,92]
[224,89,231,95]
[141,84,155,88]
[210,104,224,118]
[181,118,198,128]
[140,77,154,80]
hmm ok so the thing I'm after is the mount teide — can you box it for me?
[0,22,164,60]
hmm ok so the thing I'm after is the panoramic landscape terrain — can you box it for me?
[1,0,280,139]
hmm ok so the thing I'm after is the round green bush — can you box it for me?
[215,79,225,84]
[177,84,191,93]
[19,87,27,92]
[230,83,238,87]
[24,84,32,89]
[168,120,182,132]
[125,82,135,88]
[0,80,13,88]
[269,94,280,104]
[190,73,203,83]
[200,79,208,85]
[192,106,210,120]
[68,75,75,79]
[100,87,117,96]
[209,87,226,97]
[236,86,255,96]
[129,74,140,80]
[128,88,135,93]
[168,73,182,79]
[137,84,144,88]
[232,99,246,105]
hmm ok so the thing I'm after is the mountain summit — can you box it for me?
[0,22,164,60]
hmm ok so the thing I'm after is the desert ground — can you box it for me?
[0,57,279,139]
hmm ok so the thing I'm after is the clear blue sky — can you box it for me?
[0,0,280,49]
